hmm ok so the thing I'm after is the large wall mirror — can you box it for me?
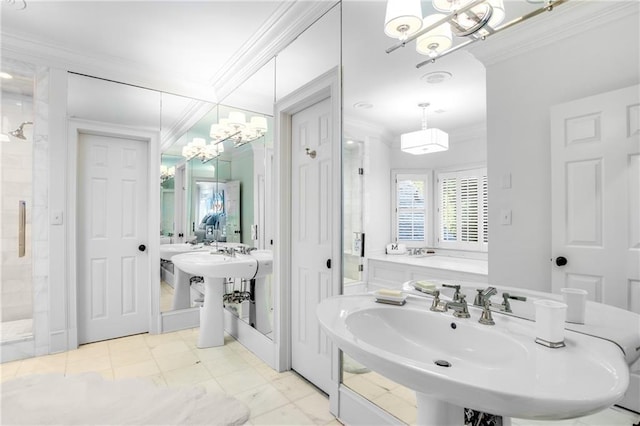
[159,59,275,340]
[339,1,547,423]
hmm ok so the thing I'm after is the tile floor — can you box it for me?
[1,329,639,426]
[0,329,338,425]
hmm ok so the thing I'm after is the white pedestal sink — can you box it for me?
[159,243,209,310]
[317,294,631,425]
[172,251,259,348]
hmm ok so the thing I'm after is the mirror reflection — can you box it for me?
[159,99,274,338]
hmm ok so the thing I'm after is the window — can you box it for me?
[393,173,431,246]
[438,168,488,251]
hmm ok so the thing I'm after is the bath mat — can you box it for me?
[1,372,250,425]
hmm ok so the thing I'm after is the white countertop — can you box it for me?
[368,254,488,276]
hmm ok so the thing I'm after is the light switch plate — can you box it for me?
[500,209,512,225]
[51,210,63,225]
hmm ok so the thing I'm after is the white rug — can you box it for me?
[1,373,250,425]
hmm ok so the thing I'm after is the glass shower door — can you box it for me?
[343,139,364,294]
[1,60,34,343]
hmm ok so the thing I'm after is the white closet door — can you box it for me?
[551,84,640,411]
[291,96,334,394]
[77,133,150,344]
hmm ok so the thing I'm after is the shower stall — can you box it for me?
[1,60,35,344]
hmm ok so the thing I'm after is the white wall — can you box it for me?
[482,5,640,292]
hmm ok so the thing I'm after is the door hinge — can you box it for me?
[358,264,364,272]
[358,168,364,175]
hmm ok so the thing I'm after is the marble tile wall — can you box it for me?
[31,66,50,356]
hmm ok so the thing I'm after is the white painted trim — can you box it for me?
[273,67,342,393]
[223,309,276,369]
[160,308,199,333]
[337,385,404,425]
[67,119,161,346]
[469,1,639,67]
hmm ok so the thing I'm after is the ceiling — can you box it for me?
[1,0,555,145]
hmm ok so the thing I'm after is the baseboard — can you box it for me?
[160,308,199,333]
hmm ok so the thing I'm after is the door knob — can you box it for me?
[138,244,147,252]
[555,256,567,266]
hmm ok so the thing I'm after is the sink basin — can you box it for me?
[317,294,629,423]
[346,307,528,368]
[171,251,258,279]
[159,243,208,261]
[250,249,273,277]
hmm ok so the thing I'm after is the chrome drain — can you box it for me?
[434,360,451,368]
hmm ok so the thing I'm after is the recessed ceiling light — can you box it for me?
[353,102,373,109]
[3,0,27,10]
[420,71,452,84]
[0,72,13,79]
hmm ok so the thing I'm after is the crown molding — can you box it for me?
[469,1,639,67]
[0,32,218,102]
[213,1,340,104]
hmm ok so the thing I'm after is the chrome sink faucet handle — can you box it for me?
[501,292,527,313]
[442,284,462,302]
[479,299,495,325]
[473,289,484,306]
[423,289,446,312]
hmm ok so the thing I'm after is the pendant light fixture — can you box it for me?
[401,103,449,155]
[416,14,453,58]
[384,0,423,41]
[384,0,568,67]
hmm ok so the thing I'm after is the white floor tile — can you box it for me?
[235,383,291,417]
[251,402,315,425]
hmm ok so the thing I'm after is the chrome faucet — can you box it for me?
[442,283,463,302]
[421,289,447,312]
[479,299,495,325]
[474,286,497,307]
[445,294,470,318]
[501,292,527,313]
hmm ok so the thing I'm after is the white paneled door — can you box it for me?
[551,84,640,411]
[291,96,334,394]
[77,133,150,344]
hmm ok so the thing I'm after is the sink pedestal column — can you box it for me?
[197,277,225,348]
[416,393,463,426]
[253,277,272,335]
[171,268,192,311]
[415,393,512,426]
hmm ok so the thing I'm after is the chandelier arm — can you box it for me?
[386,0,488,54]
[415,0,569,67]
[450,5,493,37]
[416,38,475,68]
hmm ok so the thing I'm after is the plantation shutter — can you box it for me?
[438,168,488,250]
[396,177,426,242]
